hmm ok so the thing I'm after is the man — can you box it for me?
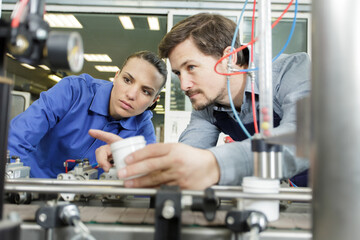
[8,51,167,178]
[90,13,310,189]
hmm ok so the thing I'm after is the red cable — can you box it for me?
[11,0,29,28]
[65,159,76,173]
[214,0,294,76]
[272,0,294,28]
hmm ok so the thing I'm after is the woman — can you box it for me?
[8,51,167,178]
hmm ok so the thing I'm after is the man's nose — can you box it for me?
[179,74,193,91]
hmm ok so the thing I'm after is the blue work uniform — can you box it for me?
[8,74,156,178]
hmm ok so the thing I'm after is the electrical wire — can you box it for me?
[11,0,29,28]
[227,0,251,139]
[216,0,297,139]
[65,159,76,173]
[214,0,297,76]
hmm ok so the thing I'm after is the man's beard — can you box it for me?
[186,89,216,111]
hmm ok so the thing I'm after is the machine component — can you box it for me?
[7,0,84,71]
[99,167,125,200]
[252,134,283,179]
[5,155,32,204]
[58,159,98,181]
[190,187,218,221]
[0,1,83,233]
[225,210,267,234]
[0,212,21,240]
[46,31,84,72]
[5,155,30,179]
[155,185,181,240]
[36,202,95,240]
[57,159,98,201]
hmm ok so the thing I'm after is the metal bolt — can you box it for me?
[227,216,235,225]
[39,213,47,222]
[36,29,48,40]
[162,200,175,219]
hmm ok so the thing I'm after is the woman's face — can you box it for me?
[109,57,164,119]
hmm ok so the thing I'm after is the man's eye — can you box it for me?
[188,65,195,71]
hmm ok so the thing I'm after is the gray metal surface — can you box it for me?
[311,0,360,240]
[4,180,312,201]
[19,222,311,240]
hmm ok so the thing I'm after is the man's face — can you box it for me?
[168,38,228,110]
[109,57,163,119]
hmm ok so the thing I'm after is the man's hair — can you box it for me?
[158,13,249,66]
[122,51,167,110]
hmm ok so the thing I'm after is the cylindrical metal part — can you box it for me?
[312,1,360,240]
[252,138,283,179]
[0,77,13,220]
[4,181,312,202]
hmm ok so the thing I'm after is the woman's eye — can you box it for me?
[124,77,131,83]
[143,89,150,95]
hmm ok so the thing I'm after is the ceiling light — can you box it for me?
[44,14,83,28]
[119,16,134,30]
[48,74,62,82]
[21,63,35,70]
[95,65,120,72]
[84,54,112,62]
[109,77,114,81]
[147,16,160,31]
[39,65,50,70]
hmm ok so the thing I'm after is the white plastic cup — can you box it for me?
[242,176,280,221]
[110,135,146,180]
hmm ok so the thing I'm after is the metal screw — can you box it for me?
[162,200,175,219]
[39,213,47,222]
[227,216,235,225]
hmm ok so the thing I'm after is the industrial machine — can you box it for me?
[1,0,359,240]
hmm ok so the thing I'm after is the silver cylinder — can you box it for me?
[312,1,360,240]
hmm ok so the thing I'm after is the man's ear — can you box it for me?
[223,46,238,67]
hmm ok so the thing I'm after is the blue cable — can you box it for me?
[227,0,252,139]
[235,0,298,73]
[272,0,298,61]
[226,0,298,139]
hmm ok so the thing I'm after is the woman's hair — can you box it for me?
[122,51,167,111]
[158,13,249,66]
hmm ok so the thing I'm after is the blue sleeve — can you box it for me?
[7,77,78,158]
[136,111,156,144]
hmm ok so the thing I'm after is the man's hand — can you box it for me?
[88,129,122,172]
[119,143,220,190]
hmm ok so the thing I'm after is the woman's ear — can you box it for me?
[223,46,238,67]
[147,95,160,111]
[114,70,120,78]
